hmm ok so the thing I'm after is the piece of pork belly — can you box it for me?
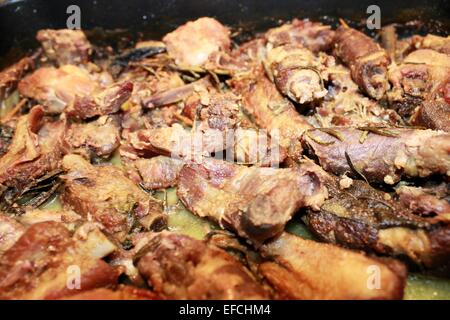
[0,214,25,256]
[18,65,100,113]
[259,232,406,300]
[266,44,334,104]
[136,231,269,299]
[333,26,391,100]
[304,180,450,272]
[37,29,92,65]
[62,285,159,300]
[0,54,37,101]
[0,221,118,300]
[302,127,450,185]
[233,73,312,161]
[266,19,335,53]
[163,17,231,68]
[65,115,121,159]
[65,82,133,120]
[60,154,166,242]
[177,158,329,246]
[0,106,66,197]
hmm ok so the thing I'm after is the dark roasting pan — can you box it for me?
[0,0,449,68]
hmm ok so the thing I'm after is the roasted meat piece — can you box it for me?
[234,73,312,160]
[66,82,133,120]
[302,127,450,185]
[0,214,25,256]
[37,29,92,65]
[266,44,334,104]
[413,100,450,132]
[60,154,166,242]
[177,158,329,246]
[65,115,121,159]
[18,65,100,113]
[0,106,66,200]
[266,19,335,53]
[387,49,450,120]
[0,55,37,101]
[333,26,391,100]
[304,180,450,272]
[411,34,450,55]
[127,156,184,190]
[259,232,406,300]
[396,185,450,216]
[310,65,401,127]
[0,222,118,300]
[136,232,269,299]
[163,17,231,67]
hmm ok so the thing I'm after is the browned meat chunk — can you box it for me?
[411,34,450,55]
[0,106,65,197]
[66,82,133,120]
[259,232,406,300]
[0,222,118,299]
[396,185,450,216]
[177,158,329,246]
[0,55,36,100]
[37,29,92,65]
[234,73,312,160]
[163,17,231,67]
[18,65,100,113]
[304,180,450,272]
[0,214,25,256]
[128,156,184,190]
[136,232,269,299]
[413,100,450,132]
[266,44,334,104]
[310,65,401,127]
[60,154,166,242]
[65,115,121,159]
[302,127,450,184]
[266,19,335,53]
[334,27,391,100]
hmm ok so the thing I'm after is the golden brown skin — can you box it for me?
[259,232,407,300]
[334,27,391,100]
[0,55,36,101]
[136,232,269,300]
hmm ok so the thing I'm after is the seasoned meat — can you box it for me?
[396,185,450,216]
[65,115,121,158]
[266,44,334,104]
[259,232,406,300]
[0,214,25,256]
[234,73,312,160]
[127,156,184,190]
[18,209,82,229]
[60,154,166,242]
[304,180,450,271]
[177,158,329,246]
[136,232,269,299]
[37,29,92,65]
[413,100,450,132]
[66,82,133,120]
[0,222,118,299]
[62,285,159,300]
[0,106,66,197]
[411,34,450,55]
[163,17,231,67]
[266,19,335,53]
[334,26,391,100]
[18,65,100,113]
[310,64,401,127]
[0,55,36,101]
[302,127,450,184]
